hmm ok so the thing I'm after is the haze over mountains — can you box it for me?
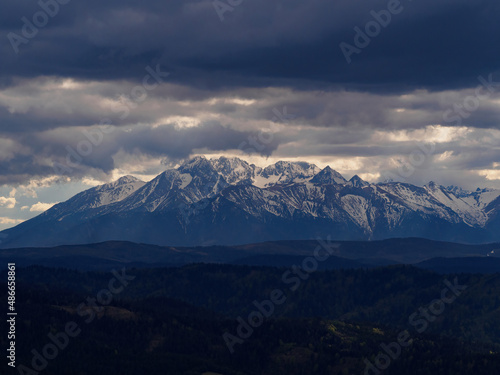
[1,156,500,249]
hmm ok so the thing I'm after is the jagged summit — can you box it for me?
[116,175,143,184]
[210,157,256,185]
[445,185,470,196]
[259,161,320,186]
[179,156,214,172]
[347,175,369,188]
[311,166,347,185]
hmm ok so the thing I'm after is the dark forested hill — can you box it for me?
[1,237,499,272]
[2,263,500,374]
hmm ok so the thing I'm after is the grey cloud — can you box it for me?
[0,0,499,92]
[0,121,275,184]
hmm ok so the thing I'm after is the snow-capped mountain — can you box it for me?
[256,161,320,187]
[1,156,499,248]
[210,156,258,185]
[310,166,347,185]
[347,175,369,188]
[40,175,145,221]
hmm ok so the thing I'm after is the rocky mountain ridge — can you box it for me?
[1,156,499,248]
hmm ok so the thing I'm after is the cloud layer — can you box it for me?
[1,0,500,90]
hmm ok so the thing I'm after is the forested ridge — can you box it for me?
[2,264,500,374]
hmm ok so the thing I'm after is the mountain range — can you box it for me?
[1,156,500,248]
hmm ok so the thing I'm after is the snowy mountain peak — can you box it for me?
[425,181,442,191]
[348,175,369,188]
[96,175,144,191]
[253,161,320,187]
[210,157,255,185]
[36,175,146,220]
[117,175,142,184]
[311,166,347,185]
[263,161,318,175]
[179,156,211,171]
[212,156,248,167]
[445,185,472,197]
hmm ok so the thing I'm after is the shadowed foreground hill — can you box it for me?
[1,238,499,271]
[2,264,500,375]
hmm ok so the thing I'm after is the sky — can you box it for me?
[1,0,500,230]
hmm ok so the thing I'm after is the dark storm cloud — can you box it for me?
[1,0,500,91]
[0,121,278,184]
[2,77,500,186]
[118,121,279,160]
